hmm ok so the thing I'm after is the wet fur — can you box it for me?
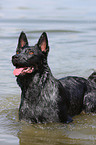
[12,32,96,123]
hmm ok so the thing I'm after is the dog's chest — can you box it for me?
[21,74,59,122]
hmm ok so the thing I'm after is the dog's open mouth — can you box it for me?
[13,67,34,76]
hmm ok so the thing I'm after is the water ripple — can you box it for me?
[0,18,96,24]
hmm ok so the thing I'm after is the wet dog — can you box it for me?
[12,32,96,123]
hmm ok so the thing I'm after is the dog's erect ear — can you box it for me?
[17,31,28,48]
[37,32,49,53]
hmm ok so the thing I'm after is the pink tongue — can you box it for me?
[13,68,24,76]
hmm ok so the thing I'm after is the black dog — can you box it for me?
[12,32,96,123]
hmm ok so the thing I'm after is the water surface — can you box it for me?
[0,0,96,144]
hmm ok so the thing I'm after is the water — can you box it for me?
[0,0,96,144]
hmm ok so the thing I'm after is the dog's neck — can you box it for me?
[17,63,52,93]
[17,65,58,108]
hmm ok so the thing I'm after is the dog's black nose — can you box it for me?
[12,55,19,66]
[12,55,18,60]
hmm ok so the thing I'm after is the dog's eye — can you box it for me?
[29,51,34,55]
[16,51,19,54]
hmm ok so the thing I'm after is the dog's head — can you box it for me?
[12,32,49,76]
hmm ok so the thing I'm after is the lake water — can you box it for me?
[0,0,96,144]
